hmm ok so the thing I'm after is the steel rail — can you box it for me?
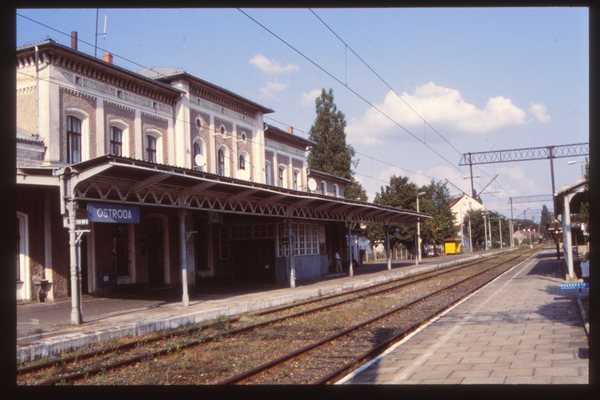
[29,251,528,385]
[20,253,501,378]
[316,250,540,384]
[217,251,534,385]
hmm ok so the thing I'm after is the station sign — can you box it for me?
[87,203,140,224]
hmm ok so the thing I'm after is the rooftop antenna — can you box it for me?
[94,10,107,58]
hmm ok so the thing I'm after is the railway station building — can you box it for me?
[16,36,430,308]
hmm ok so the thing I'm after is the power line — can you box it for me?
[237,8,468,180]
[309,9,463,156]
[17,11,510,206]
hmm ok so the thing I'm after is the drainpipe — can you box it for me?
[35,46,39,136]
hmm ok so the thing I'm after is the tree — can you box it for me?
[307,88,368,200]
[540,205,553,240]
[367,176,456,257]
[418,180,456,255]
[462,209,511,250]
[367,175,418,253]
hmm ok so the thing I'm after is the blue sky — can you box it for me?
[16,7,589,221]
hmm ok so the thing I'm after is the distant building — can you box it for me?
[448,194,484,250]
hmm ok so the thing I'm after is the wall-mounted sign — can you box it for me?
[87,203,140,224]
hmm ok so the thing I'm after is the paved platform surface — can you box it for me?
[17,252,485,363]
[339,250,589,385]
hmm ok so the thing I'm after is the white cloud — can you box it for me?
[529,102,551,123]
[301,89,322,107]
[249,54,299,75]
[347,82,528,146]
[259,81,287,99]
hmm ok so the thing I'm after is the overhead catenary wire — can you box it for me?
[308,9,514,205]
[17,11,513,214]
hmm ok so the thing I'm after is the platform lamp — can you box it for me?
[417,192,426,261]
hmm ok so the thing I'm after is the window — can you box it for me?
[218,149,225,175]
[193,141,204,171]
[239,154,245,170]
[110,126,123,156]
[196,119,202,129]
[278,167,285,188]
[220,126,225,135]
[265,161,273,185]
[321,181,327,195]
[333,184,339,198]
[66,115,82,163]
[146,135,157,162]
[293,170,299,190]
[277,222,320,257]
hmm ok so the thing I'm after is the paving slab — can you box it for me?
[339,250,589,385]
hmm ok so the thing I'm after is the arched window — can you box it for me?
[110,126,123,156]
[239,154,245,170]
[220,126,225,135]
[321,181,327,195]
[66,115,82,163]
[146,135,157,163]
[193,139,205,171]
[265,161,272,185]
[333,184,339,198]
[218,149,225,175]
[293,170,299,190]
[278,166,286,188]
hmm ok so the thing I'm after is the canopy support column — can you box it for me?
[68,200,82,325]
[178,208,189,307]
[348,222,354,277]
[386,225,391,271]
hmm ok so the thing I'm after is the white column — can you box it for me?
[134,109,143,160]
[349,223,354,277]
[68,200,82,325]
[563,194,575,280]
[44,192,53,301]
[178,209,189,306]
[96,100,105,156]
[386,225,391,271]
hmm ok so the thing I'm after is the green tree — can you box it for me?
[540,205,553,240]
[418,180,456,255]
[367,175,418,253]
[307,88,368,200]
[462,209,511,250]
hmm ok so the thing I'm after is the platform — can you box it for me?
[339,250,589,384]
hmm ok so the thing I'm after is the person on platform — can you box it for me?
[335,252,343,272]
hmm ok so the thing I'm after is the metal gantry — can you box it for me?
[459,143,589,218]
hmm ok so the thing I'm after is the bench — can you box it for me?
[97,271,148,297]
[560,282,589,298]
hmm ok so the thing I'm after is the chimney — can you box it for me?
[71,31,78,50]
[103,53,113,63]
[287,126,293,134]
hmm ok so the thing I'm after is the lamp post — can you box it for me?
[483,214,488,251]
[417,192,425,261]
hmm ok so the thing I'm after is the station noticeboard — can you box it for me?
[87,203,140,224]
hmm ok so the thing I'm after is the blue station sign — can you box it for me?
[87,203,140,224]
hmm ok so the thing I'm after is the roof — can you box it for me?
[264,124,317,149]
[18,155,431,227]
[137,68,274,115]
[17,39,185,98]
[307,169,352,184]
[554,179,588,217]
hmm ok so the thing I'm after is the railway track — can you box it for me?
[17,247,539,385]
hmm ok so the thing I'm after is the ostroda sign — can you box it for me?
[87,203,140,224]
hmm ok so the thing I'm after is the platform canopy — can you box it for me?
[17,155,431,227]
